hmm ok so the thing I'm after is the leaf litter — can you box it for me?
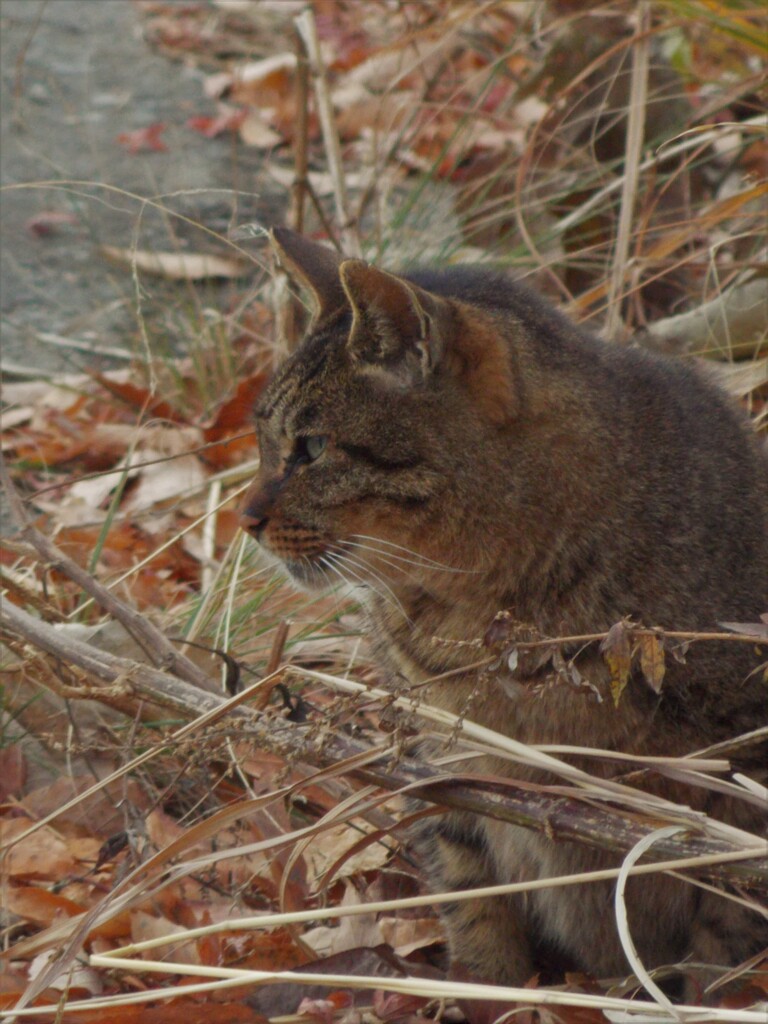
[3,1,768,1021]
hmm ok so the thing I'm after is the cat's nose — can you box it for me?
[240,510,269,538]
[239,482,274,539]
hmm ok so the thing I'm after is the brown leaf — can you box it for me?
[638,633,666,693]
[297,992,353,1024]
[201,373,266,468]
[600,620,633,706]
[92,373,187,422]
[0,818,80,879]
[116,122,168,153]
[5,884,86,926]
[378,915,443,956]
[26,210,79,236]
[187,106,246,138]
[0,743,25,800]
[372,986,429,1020]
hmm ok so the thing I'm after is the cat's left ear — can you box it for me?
[339,260,453,382]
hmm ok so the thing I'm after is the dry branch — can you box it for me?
[2,598,766,893]
[0,453,214,693]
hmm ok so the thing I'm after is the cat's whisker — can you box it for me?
[342,541,424,583]
[317,555,357,617]
[349,533,477,574]
[325,549,411,624]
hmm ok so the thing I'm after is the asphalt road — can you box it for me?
[0,0,282,375]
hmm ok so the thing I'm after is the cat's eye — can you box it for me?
[300,435,328,462]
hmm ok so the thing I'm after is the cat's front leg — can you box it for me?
[412,810,533,985]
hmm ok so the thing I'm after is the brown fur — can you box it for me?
[240,228,768,994]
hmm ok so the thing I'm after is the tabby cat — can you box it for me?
[240,228,768,997]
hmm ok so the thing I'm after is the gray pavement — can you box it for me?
[0,0,283,375]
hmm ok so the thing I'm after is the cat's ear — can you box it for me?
[270,227,347,322]
[339,260,453,381]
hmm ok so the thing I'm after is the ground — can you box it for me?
[0,0,280,374]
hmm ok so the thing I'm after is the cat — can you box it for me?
[240,227,768,1000]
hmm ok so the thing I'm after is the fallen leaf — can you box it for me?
[238,110,284,148]
[123,451,207,513]
[131,910,200,965]
[187,106,247,138]
[116,122,168,153]
[28,948,103,995]
[305,821,390,888]
[373,987,429,1021]
[296,992,353,1024]
[92,374,187,422]
[0,818,80,879]
[101,246,250,280]
[378,915,443,956]
[26,211,78,236]
[5,885,85,927]
[0,743,25,800]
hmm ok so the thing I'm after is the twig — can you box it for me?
[492,624,768,650]
[294,8,360,256]
[290,26,310,236]
[605,2,651,341]
[1,599,765,892]
[0,453,215,692]
[253,619,291,710]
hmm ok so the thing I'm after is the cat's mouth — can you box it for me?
[279,556,334,591]
[282,547,374,595]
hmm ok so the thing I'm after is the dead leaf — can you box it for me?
[202,372,267,463]
[378,915,443,956]
[131,910,200,965]
[0,818,80,879]
[187,106,247,138]
[100,246,250,280]
[0,743,25,800]
[92,373,187,422]
[373,987,429,1021]
[116,122,168,153]
[303,881,381,957]
[26,211,78,236]
[238,109,284,148]
[227,53,296,104]
[123,451,207,513]
[721,620,768,640]
[296,992,353,1024]
[28,948,103,995]
[5,885,85,927]
[638,633,666,693]
[305,821,389,888]
[600,620,633,706]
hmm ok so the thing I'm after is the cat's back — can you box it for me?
[404,262,768,613]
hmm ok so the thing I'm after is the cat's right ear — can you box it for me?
[269,228,347,323]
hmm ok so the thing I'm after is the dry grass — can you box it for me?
[2,1,767,1021]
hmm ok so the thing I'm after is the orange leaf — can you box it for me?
[116,122,168,154]
[92,373,187,424]
[201,373,265,468]
[206,374,268,433]
[0,819,79,879]
[5,885,85,926]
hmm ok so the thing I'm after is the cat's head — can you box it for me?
[239,229,518,594]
